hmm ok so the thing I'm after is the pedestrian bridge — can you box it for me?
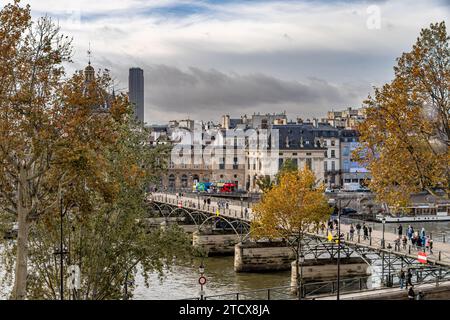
[149,191,450,299]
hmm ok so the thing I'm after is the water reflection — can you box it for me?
[133,256,291,300]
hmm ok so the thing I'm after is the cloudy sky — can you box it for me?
[20,0,449,124]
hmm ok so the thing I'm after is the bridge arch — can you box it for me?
[198,215,242,238]
[167,207,209,226]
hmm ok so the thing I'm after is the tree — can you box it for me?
[251,167,332,296]
[255,158,299,192]
[355,21,449,209]
[255,175,273,192]
[0,0,184,299]
[0,1,72,299]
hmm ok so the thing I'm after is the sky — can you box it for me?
[18,0,450,124]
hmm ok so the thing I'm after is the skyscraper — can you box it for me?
[128,67,144,123]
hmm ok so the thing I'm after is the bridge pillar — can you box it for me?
[234,241,295,272]
[290,257,371,295]
[193,230,240,256]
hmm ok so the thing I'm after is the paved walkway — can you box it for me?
[316,280,450,300]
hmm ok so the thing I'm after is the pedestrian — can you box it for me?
[407,225,413,242]
[356,223,361,236]
[398,224,403,238]
[394,237,400,251]
[399,269,406,290]
[429,238,433,254]
[412,234,417,249]
[408,286,415,300]
[406,269,413,288]
[349,224,355,241]
[425,236,430,253]
[402,235,408,250]
[320,222,326,234]
[416,235,422,249]
[363,225,369,240]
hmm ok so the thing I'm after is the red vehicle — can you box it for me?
[219,183,236,193]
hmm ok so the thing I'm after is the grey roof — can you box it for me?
[273,124,327,150]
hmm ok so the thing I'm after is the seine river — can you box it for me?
[133,220,450,300]
[1,221,450,300]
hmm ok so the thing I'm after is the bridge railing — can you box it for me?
[309,226,449,263]
[183,269,450,300]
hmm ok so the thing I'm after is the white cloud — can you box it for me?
[16,0,450,123]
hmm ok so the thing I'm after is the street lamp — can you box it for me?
[382,217,386,249]
[299,254,305,299]
[337,198,341,301]
[387,243,392,287]
[240,196,244,218]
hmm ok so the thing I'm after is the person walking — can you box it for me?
[407,225,413,243]
[398,224,403,238]
[402,235,408,250]
[363,224,369,240]
[349,224,355,241]
[399,269,406,290]
[406,269,413,288]
[356,223,361,237]
[429,237,434,254]
[408,286,415,300]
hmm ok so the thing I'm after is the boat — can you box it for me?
[376,202,450,223]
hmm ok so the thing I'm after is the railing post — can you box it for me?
[359,278,363,291]
[369,237,372,246]
[408,245,411,254]
[236,293,239,300]
[267,289,270,300]
[439,251,441,261]
[331,281,335,293]
[358,235,360,243]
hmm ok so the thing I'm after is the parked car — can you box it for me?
[342,207,358,215]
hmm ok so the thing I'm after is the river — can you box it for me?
[133,219,450,300]
[2,220,450,300]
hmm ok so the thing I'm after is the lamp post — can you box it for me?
[387,243,392,287]
[337,198,341,301]
[382,216,386,249]
[299,254,305,299]
[240,196,244,217]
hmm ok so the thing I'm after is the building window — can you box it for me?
[324,161,328,172]
[306,152,311,156]
[306,158,312,170]
[324,151,328,158]
[343,160,350,171]
[169,174,176,189]
[343,147,349,157]
[331,161,335,171]
[331,150,335,158]
[331,140,335,146]
[181,175,188,188]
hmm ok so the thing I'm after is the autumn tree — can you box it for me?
[355,21,449,209]
[0,0,188,299]
[251,167,331,295]
[255,158,299,192]
[0,1,72,299]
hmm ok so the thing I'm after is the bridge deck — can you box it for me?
[150,192,450,266]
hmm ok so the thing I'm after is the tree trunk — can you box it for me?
[12,165,31,300]
[13,208,30,300]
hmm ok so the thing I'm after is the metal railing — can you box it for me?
[182,269,450,300]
